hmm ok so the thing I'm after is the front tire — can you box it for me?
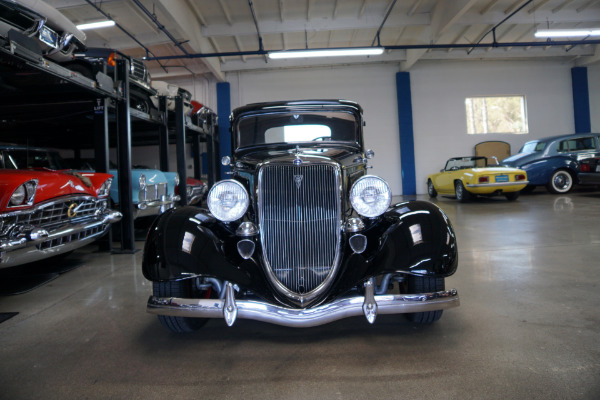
[153,280,210,333]
[455,181,471,202]
[547,169,574,194]
[427,180,437,198]
[404,276,445,323]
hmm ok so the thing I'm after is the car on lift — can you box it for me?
[502,133,600,193]
[427,156,528,202]
[0,167,121,268]
[143,100,460,333]
[0,0,86,62]
[150,80,193,115]
[63,48,157,115]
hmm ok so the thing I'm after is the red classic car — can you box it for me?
[181,177,207,206]
[0,169,122,268]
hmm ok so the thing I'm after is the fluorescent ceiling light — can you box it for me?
[268,48,385,59]
[535,29,600,38]
[76,20,116,30]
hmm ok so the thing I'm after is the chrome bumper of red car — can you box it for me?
[147,287,460,328]
[0,210,122,268]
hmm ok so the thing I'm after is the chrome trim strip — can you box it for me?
[466,181,529,188]
[147,289,460,328]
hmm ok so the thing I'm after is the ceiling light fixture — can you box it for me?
[76,20,116,30]
[268,47,385,59]
[535,29,600,38]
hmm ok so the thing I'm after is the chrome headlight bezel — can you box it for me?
[349,175,392,218]
[207,180,249,222]
[97,178,112,198]
[139,174,147,191]
[8,179,38,208]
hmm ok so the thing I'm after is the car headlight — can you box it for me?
[97,178,112,198]
[350,175,391,218]
[9,180,37,207]
[174,173,180,187]
[207,180,249,222]
[139,174,146,190]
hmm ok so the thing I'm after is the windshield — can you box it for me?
[235,110,360,150]
[2,149,66,170]
[445,157,487,170]
[520,142,545,153]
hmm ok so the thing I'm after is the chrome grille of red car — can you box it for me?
[13,196,100,228]
[258,163,341,299]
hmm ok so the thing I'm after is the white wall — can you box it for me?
[225,60,578,195]
[227,65,403,194]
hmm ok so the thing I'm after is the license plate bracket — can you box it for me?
[39,26,59,48]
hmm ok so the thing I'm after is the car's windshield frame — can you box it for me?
[444,156,488,171]
[233,107,363,155]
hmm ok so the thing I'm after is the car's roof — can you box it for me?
[524,132,599,145]
[231,100,363,121]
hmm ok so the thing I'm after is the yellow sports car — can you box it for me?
[427,156,528,202]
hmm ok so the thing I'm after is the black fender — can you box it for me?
[142,201,458,306]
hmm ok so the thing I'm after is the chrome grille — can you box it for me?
[139,183,167,202]
[13,196,99,229]
[130,58,148,82]
[258,163,341,296]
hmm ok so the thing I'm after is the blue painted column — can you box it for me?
[217,82,231,179]
[396,72,416,195]
[571,67,591,133]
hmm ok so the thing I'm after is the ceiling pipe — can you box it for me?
[247,0,267,62]
[371,0,398,47]
[467,0,534,54]
[82,0,167,73]
[130,0,190,57]
[143,40,600,61]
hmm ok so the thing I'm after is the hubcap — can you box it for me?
[554,173,570,190]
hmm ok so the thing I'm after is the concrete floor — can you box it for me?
[1,189,599,399]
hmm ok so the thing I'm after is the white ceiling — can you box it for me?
[47,0,600,81]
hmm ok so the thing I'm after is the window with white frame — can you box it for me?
[465,96,528,134]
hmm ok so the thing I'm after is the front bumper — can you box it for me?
[0,210,122,268]
[147,288,460,328]
[135,195,180,218]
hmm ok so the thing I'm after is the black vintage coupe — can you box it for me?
[142,100,460,332]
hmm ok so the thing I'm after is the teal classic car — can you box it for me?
[0,146,180,219]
